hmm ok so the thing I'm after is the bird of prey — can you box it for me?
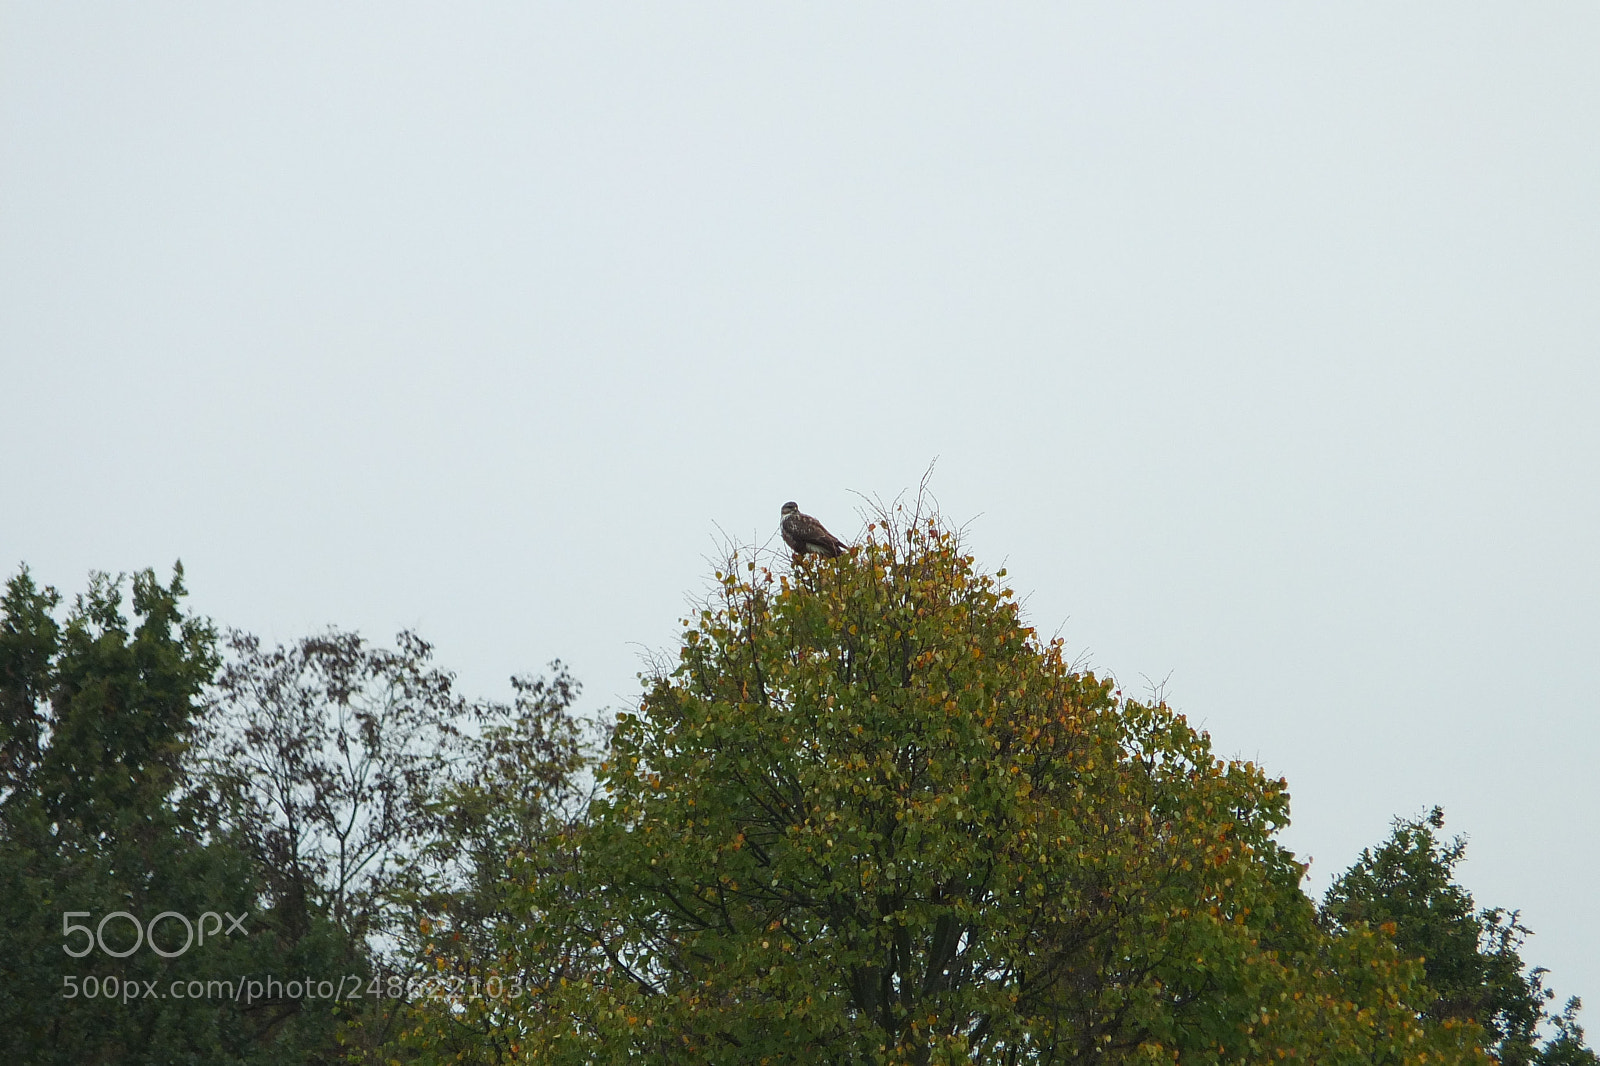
[780,502,847,558]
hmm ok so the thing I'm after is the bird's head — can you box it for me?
[781,501,799,517]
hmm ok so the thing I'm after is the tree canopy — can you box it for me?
[2,511,1592,1065]
[446,505,1507,1064]
[1323,808,1596,1066]
[0,566,347,1065]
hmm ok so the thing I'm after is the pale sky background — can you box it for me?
[3,4,1597,1008]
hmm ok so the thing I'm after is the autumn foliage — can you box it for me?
[6,512,1575,1064]
[466,505,1491,1064]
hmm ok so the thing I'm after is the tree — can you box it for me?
[203,628,483,947]
[457,503,1489,1065]
[0,565,347,1065]
[38,566,217,835]
[0,570,589,1065]
[0,566,58,803]
[398,665,595,1063]
[1537,999,1600,1066]
[1324,808,1595,1066]
[202,630,596,1062]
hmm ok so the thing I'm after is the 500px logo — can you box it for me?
[62,911,249,958]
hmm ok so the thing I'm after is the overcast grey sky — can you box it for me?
[3,3,1597,1004]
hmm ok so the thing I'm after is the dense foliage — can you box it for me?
[0,566,585,1064]
[0,516,1591,1063]
[0,566,351,1064]
[398,506,1582,1064]
[1323,809,1597,1066]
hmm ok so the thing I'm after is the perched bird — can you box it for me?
[780,502,847,558]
